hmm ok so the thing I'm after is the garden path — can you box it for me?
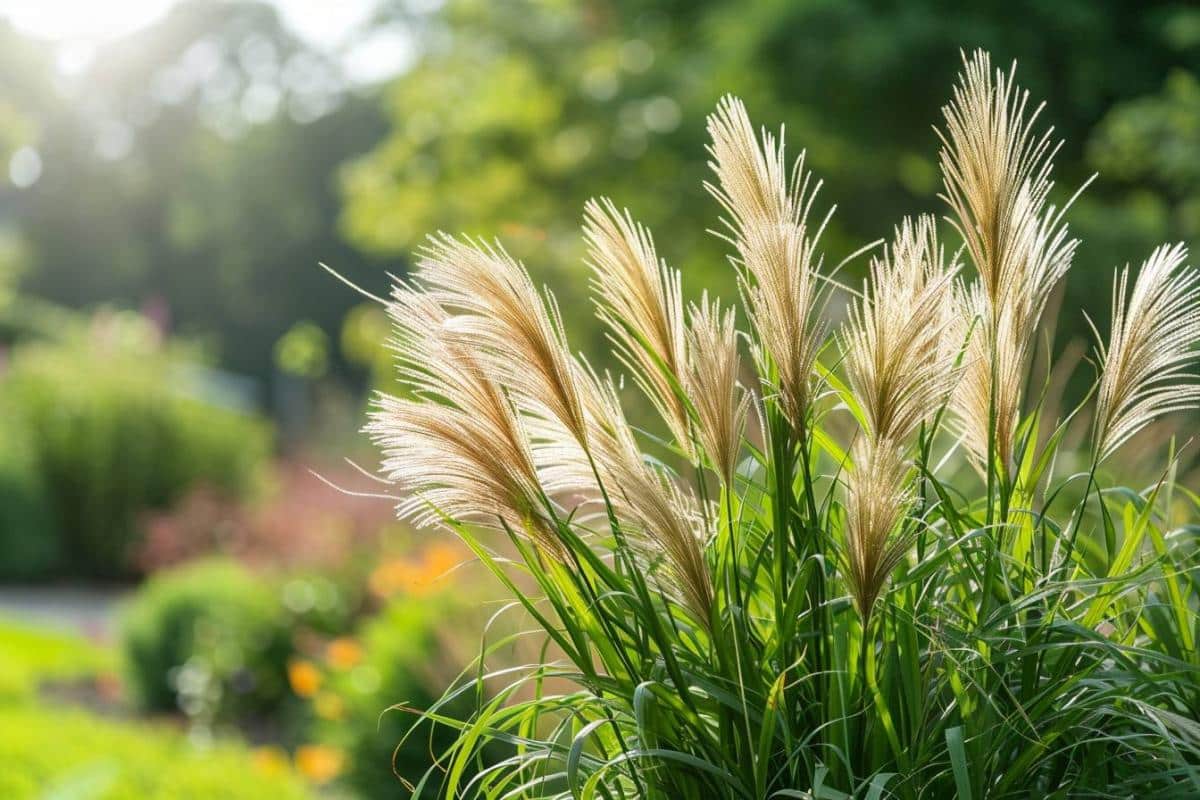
[0,586,127,640]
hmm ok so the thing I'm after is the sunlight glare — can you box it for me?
[0,0,174,43]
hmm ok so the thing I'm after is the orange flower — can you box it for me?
[369,546,463,598]
[287,659,322,698]
[368,558,415,597]
[295,744,344,784]
[423,542,462,577]
[326,637,364,671]
[313,691,346,721]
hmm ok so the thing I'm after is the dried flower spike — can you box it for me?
[843,438,912,623]
[686,294,750,486]
[843,215,959,445]
[1094,243,1200,462]
[938,49,1082,471]
[706,95,832,428]
[584,197,691,451]
[366,285,557,551]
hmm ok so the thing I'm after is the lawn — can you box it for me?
[0,617,315,799]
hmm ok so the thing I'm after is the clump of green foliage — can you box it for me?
[121,559,291,728]
[0,326,270,578]
[363,51,1200,797]
[0,706,312,799]
[316,591,497,799]
[0,413,57,580]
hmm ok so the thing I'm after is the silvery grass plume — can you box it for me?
[706,95,832,429]
[843,438,912,623]
[945,281,1028,472]
[415,232,714,622]
[685,295,750,487]
[417,234,590,447]
[584,198,691,453]
[366,284,558,552]
[526,360,716,622]
[1093,243,1200,463]
[841,215,958,620]
[585,197,749,487]
[581,371,715,620]
[938,49,1085,471]
[842,215,960,445]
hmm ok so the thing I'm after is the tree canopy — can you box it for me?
[1,0,1197,395]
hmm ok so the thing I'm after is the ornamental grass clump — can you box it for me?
[363,50,1200,798]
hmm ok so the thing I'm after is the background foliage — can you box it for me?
[121,559,293,722]
[0,706,313,799]
[343,0,1200,356]
[0,1,1197,383]
[0,326,269,578]
[317,590,486,799]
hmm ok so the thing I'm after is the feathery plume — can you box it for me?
[417,233,590,446]
[840,216,955,622]
[407,223,716,619]
[843,438,913,623]
[583,198,691,450]
[685,295,751,486]
[939,50,1058,307]
[598,438,714,622]
[534,366,714,621]
[366,285,558,551]
[843,215,959,444]
[945,284,1026,468]
[1094,243,1200,462]
[938,49,1083,471]
[706,95,832,427]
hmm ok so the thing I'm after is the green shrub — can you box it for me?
[0,706,312,799]
[0,331,271,577]
[319,592,490,799]
[279,569,365,638]
[121,559,291,727]
[0,414,57,579]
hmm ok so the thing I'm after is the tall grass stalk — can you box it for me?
[364,50,1200,798]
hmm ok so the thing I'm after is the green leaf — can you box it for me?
[946,726,973,800]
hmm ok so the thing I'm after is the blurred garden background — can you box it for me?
[0,0,1197,796]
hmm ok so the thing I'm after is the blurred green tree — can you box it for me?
[341,0,1200,358]
[1088,67,1200,258]
[0,20,60,297]
[5,1,390,383]
[2,0,1198,398]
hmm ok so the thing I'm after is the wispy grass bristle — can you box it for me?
[366,285,556,550]
[843,438,913,622]
[418,233,589,446]
[705,95,832,427]
[584,197,691,451]
[685,294,749,486]
[1094,242,1200,462]
[939,49,1084,472]
[843,214,959,445]
[839,214,959,619]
